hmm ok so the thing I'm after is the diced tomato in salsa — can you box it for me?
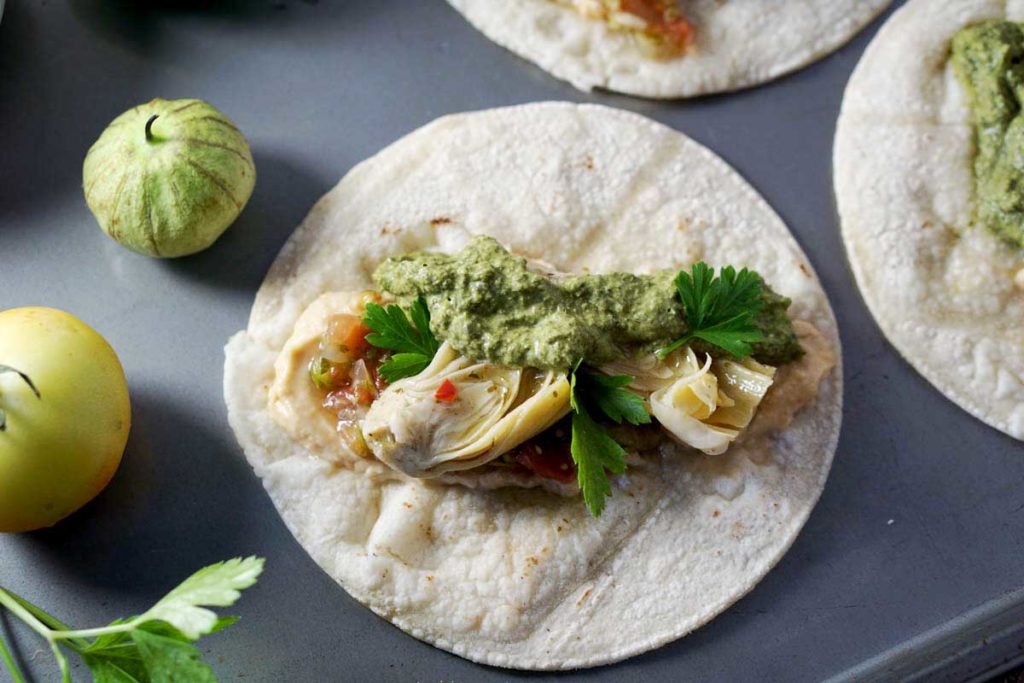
[508,421,576,484]
[353,376,376,405]
[317,312,388,413]
[621,0,694,54]
[328,364,348,385]
[326,315,372,358]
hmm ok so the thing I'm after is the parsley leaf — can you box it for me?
[82,618,242,683]
[0,557,263,683]
[131,624,218,683]
[578,373,651,426]
[138,557,263,640]
[658,262,764,359]
[377,353,433,382]
[571,406,627,517]
[81,622,151,683]
[83,655,147,683]
[362,297,440,382]
[568,364,634,517]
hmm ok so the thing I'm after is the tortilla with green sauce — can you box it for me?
[446,0,892,98]
[835,0,1024,441]
[224,103,842,668]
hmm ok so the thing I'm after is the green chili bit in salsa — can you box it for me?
[372,235,802,370]
[952,20,1024,249]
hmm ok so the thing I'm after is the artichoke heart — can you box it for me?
[362,342,571,477]
[606,348,776,455]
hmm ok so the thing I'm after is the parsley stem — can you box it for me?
[1,589,89,651]
[0,589,53,642]
[0,589,73,682]
[51,640,71,683]
[0,631,27,683]
[47,620,136,641]
[655,335,691,359]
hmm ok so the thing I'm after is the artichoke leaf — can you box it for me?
[605,347,776,456]
[648,349,736,455]
[707,357,776,432]
[363,342,571,477]
[601,351,680,393]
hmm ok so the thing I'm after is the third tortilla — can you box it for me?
[835,0,1024,440]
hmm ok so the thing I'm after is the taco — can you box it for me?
[445,0,892,98]
[835,0,1024,440]
[225,103,841,668]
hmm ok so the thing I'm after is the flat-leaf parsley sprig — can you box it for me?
[658,261,764,360]
[362,296,440,383]
[0,556,263,683]
[569,364,651,517]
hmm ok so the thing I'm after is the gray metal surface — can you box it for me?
[1,1,1022,681]
[826,587,1024,683]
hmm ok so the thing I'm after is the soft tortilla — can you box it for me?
[446,0,892,98]
[225,102,842,669]
[835,0,1024,440]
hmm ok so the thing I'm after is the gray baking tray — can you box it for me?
[1,1,1022,680]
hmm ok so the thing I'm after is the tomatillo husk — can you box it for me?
[83,98,256,258]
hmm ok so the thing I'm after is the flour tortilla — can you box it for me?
[446,0,891,98]
[835,0,1024,440]
[225,102,842,669]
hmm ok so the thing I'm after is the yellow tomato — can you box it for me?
[0,307,131,532]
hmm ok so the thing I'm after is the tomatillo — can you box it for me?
[83,98,256,258]
[0,307,131,532]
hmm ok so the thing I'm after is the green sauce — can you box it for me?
[373,236,801,370]
[952,21,1024,248]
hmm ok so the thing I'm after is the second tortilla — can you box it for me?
[446,0,892,98]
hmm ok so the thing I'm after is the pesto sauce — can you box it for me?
[952,21,1024,248]
[373,236,801,370]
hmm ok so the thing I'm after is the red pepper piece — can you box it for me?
[435,379,458,402]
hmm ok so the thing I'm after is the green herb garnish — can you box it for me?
[0,557,263,683]
[362,296,440,383]
[0,365,41,432]
[658,262,764,360]
[569,364,649,517]
[577,372,651,427]
[570,405,625,518]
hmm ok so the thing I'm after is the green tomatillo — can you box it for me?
[0,307,131,532]
[83,98,256,258]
